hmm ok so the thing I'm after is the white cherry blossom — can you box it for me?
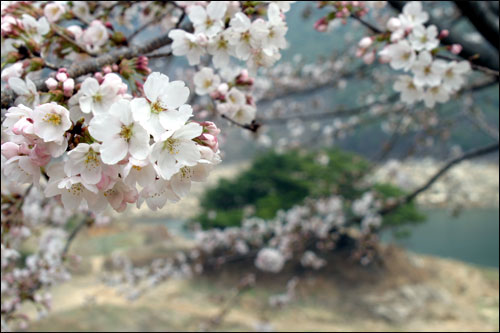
[64,143,103,184]
[121,157,157,188]
[207,31,233,68]
[20,14,50,43]
[380,40,416,71]
[170,163,212,197]
[168,29,206,65]
[137,179,180,211]
[188,2,227,37]
[409,25,439,51]
[44,2,66,23]
[398,1,429,30]
[150,122,203,180]
[32,103,71,142]
[3,156,41,186]
[89,99,150,164]
[255,248,285,273]
[393,75,424,104]
[8,77,39,108]
[78,74,122,115]
[228,13,268,60]
[441,61,471,91]
[193,67,220,95]
[423,85,450,108]
[411,51,446,87]
[130,72,191,140]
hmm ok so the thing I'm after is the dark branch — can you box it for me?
[380,141,499,215]
[454,1,499,51]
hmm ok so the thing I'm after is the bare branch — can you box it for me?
[1,25,188,108]
[380,141,499,215]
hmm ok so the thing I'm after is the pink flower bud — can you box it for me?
[358,36,372,49]
[1,142,20,159]
[12,118,34,136]
[450,44,462,55]
[386,17,401,32]
[314,17,328,32]
[56,72,68,82]
[63,78,74,97]
[438,29,449,39]
[102,65,112,74]
[218,83,229,95]
[94,72,104,83]
[66,25,82,39]
[201,121,221,136]
[363,50,376,64]
[200,133,219,153]
[45,77,58,90]
[30,144,51,166]
[118,83,128,95]
[18,142,32,155]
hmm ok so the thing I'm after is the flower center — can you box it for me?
[104,189,116,197]
[93,93,103,103]
[217,38,228,50]
[203,79,213,89]
[205,17,214,28]
[180,166,193,179]
[424,65,432,75]
[43,113,62,125]
[120,124,134,140]
[84,148,99,169]
[151,100,165,114]
[162,137,179,155]
[132,165,143,171]
[68,183,84,195]
[241,31,251,43]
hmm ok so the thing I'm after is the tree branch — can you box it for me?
[454,1,499,51]
[1,24,189,109]
[380,141,499,215]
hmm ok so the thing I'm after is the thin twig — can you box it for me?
[380,141,499,215]
[220,113,261,132]
[62,213,91,257]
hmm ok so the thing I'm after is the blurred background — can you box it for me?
[19,2,499,332]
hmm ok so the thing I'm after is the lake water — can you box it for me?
[381,208,499,268]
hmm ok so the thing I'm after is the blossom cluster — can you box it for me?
[194,66,257,125]
[314,1,386,32]
[2,71,221,213]
[104,194,387,300]
[356,2,471,107]
[169,1,293,72]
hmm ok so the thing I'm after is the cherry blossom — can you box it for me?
[168,29,206,65]
[64,143,103,185]
[150,122,203,180]
[7,77,39,108]
[188,2,227,37]
[411,51,446,87]
[193,67,220,95]
[44,2,66,23]
[393,75,424,104]
[32,103,71,143]
[77,74,122,115]
[255,248,285,273]
[89,99,150,164]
